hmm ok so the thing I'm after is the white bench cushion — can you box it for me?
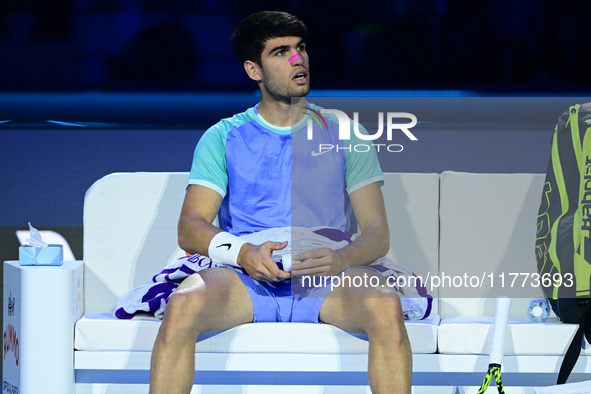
[438,316,591,356]
[75,312,439,354]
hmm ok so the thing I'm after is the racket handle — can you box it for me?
[489,297,512,365]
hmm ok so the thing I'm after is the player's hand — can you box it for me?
[291,248,347,277]
[236,241,290,282]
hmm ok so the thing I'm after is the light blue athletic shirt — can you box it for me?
[188,103,384,236]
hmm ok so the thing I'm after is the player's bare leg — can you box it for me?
[149,268,254,394]
[319,268,412,394]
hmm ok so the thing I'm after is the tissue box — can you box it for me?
[19,244,63,266]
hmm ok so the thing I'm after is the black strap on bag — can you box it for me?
[557,300,591,384]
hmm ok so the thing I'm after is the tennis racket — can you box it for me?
[477,297,512,394]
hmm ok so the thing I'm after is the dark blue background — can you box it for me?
[1,127,202,226]
[1,93,581,227]
[2,1,591,92]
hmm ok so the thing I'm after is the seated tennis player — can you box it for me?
[149,11,412,394]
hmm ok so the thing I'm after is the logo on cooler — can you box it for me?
[3,324,19,366]
[7,290,14,317]
[3,380,18,394]
[76,292,82,316]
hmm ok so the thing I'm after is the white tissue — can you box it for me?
[25,222,48,247]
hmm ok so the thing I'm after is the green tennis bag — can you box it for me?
[535,103,591,384]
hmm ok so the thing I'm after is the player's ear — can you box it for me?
[244,60,262,82]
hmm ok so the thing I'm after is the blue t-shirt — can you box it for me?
[188,103,383,235]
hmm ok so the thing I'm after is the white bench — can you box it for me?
[5,172,591,394]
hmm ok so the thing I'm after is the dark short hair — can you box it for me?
[231,11,308,66]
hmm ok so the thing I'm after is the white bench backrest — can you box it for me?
[382,173,440,313]
[83,173,189,313]
[439,171,546,318]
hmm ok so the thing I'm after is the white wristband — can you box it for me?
[208,232,248,267]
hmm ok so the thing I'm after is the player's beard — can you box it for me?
[261,72,310,104]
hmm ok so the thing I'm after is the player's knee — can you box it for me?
[362,292,405,332]
[169,289,208,320]
[160,290,207,341]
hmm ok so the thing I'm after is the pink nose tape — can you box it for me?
[289,53,302,64]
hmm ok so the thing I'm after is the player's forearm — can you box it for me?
[337,220,390,270]
[177,215,222,256]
